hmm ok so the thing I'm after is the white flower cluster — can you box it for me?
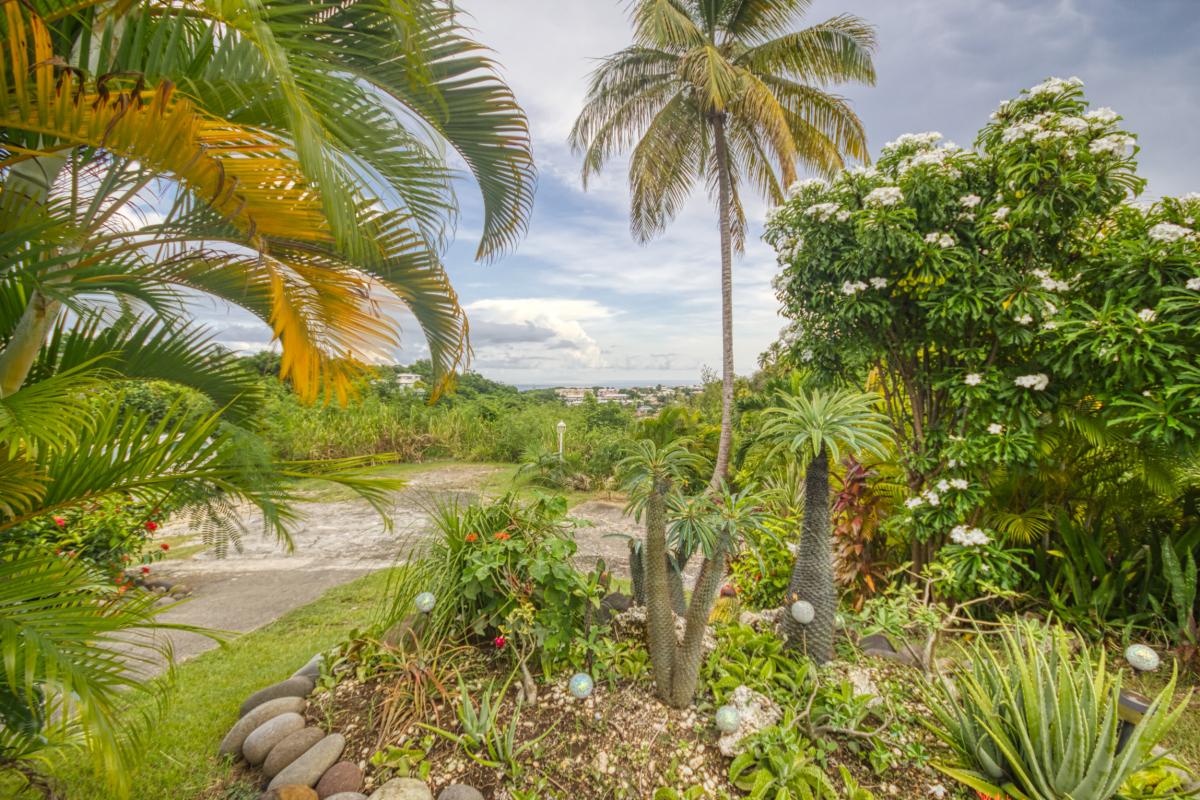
[805,202,849,222]
[1138,308,1157,323]
[1187,277,1200,291]
[987,423,1005,435]
[1088,133,1136,157]
[950,478,969,490]
[848,165,878,178]
[869,277,888,289]
[994,206,1011,221]
[960,194,982,209]
[864,186,904,207]
[841,280,868,295]
[906,487,942,509]
[904,496,924,509]
[950,525,991,547]
[885,132,944,150]
[964,373,983,386]
[1015,313,1033,325]
[1028,76,1083,97]
[924,231,955,249]
[1033,268,1070,292]
[786,177,827,197]
[1014,373,1050,391]
[1084,107,1119,125]
[1148,222,1193,243]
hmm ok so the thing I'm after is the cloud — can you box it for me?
[464,297,612,371]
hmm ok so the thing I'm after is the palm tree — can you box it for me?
[571,0,876,491]
[1,0,536,402]
[760,389,891,662]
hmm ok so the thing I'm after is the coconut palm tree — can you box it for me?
[760,388,891,662]
[571,0,875,491]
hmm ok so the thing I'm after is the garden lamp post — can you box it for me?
[556,420,566,460]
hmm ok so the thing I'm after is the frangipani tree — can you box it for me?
[766,77,1200,570]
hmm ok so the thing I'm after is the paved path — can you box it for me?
[142,466,650,670]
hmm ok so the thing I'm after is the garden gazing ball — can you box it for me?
[414,592,436,613]
[1125,644,1160,672]
[569,672,594,699]
[715,705,740,733]
[790,600,815,625]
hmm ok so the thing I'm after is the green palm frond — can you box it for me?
[760,388,893,464]
[0,362,104,458]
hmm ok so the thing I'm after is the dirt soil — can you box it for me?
[140,467,653,671]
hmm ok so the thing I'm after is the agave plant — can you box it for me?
[926,620,1193,800]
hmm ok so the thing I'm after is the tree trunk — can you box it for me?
[0,289,60,397]
[643,477,676,703]
[783,445,835,663]
[708,113,735,492]
[666,553,687,616]
[668,534,728,707]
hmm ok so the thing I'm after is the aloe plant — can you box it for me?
[926,620,1193,800]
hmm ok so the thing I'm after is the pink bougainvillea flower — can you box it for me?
[144,521,158,532]
[53,516,66,527]
[493,635,507,649]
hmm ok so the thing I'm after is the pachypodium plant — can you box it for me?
[766,76,1200,569]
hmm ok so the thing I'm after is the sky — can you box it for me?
[206,0,1200,388]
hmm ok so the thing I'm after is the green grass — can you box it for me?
[30,568,401,800]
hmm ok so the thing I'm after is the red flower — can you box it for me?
[53,516,66,527]
[67,550,77,559]
[494,532,511,541]
[493,635,507,649]
[117,585,128,595]
[465,533,478,543]
[141,566,151,575]
[160,543,170,551]
[144,521,158,532]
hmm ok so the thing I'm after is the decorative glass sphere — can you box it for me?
[1125,643,1160,672]
[414,592,436,614]
[715,705,740,733]
[790,599,815,625]
[569,672,594,699]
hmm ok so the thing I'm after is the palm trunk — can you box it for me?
[708,112,735,492]
[643,477,676,703]
[783,445,835,663]
[668,533,728,707]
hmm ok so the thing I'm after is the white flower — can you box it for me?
[1028,76,1083,96]
[994,206,1011,221]
[924,231,955,249]
[1033,269,1071,292]
[988,423,1005,435]
[1032,129,1067,144]
[950,525,992,547]
[800,349,814,362]
[786,177,827,197]
[1001,122,1040,143]
[836,210,851,222]
[1043,320,1059,330]
[1137,308,1157,323]
[805,202,843,222]
[1084,106,1119,125]
[1058,116,1089,133]
[964,373,983,386]
[841,280,868,296]
[960,194,982,208]
[950,478,969,490]
[936,480,950,492]
[905,497,924,509]
[923,491,941,506]
[865,186,904,207]
[1015,313,1033,325]
[885,131,943,150]
[1014,373,1050,391]
[1187,277,1200,291]
[1089,134,1135,156]
[1148,222,1192,243]
[869,277,888,289]
[930,784,948,799]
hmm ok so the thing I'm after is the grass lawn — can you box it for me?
[26,568,401,800]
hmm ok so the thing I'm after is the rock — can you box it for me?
[857,633,895,652]
[263,727,326,779]
[293,653,326,681]
[716,685,782,758]
[268,733,346,791]
[219,697,306,758]
[167,582,191,596]
[244,712,306,765]
[324,795,368,800]
[596,592,633,624]
[260,787,319,800]
[369,778,433,800]
[863,647,920,668]
[315,761,363,798]
[241,676,317,717]
[845,666,883,709]
[382,614,426,648]
[436,786,483,800]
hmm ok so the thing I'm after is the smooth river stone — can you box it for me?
[437,786,484,800]
[219,696,306,757]
[323,794,367,800]
[292,653,325,681]
[240,676,316,717]
[263,727,326,779]
[244,712,305,765]
[267,733,346,791]
[368,778,433,800]
[260,787,319,800]
[315,761,363,798]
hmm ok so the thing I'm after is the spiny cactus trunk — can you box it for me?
[667,554,688,615]
[629,539,646,605]
[783,445,835,663]
[643,477,676,703]
[668,539,728,707]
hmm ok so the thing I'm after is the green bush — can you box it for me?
[927,619,1193,800]
[729,521,794,610]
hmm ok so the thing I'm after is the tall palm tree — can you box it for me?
[571,0,876,491]
[1,0,536,402]
[760,388,891,662]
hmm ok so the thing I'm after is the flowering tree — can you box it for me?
[765,77,1200,568]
